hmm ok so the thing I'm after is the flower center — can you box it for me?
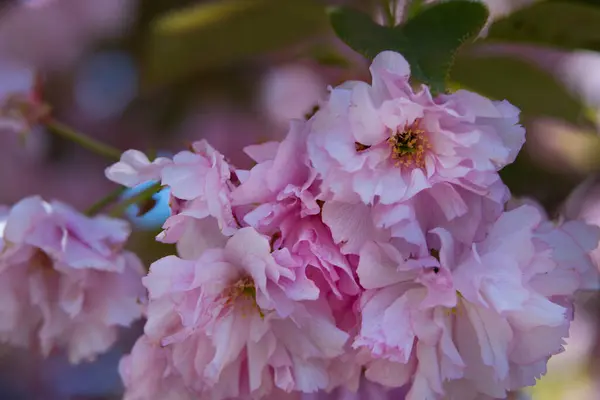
[222,276,264,318]
[31,249,53,271]
[388,120,430,168]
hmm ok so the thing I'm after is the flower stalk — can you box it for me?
[108,182,163,218]
[45,119,122,161]
[85,186,128,216]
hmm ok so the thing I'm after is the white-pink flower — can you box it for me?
[119,335,194,400]
[296,376,408,399]
[121,227,348,399]
[0,196,145,363]
[158,139,238,242]
[354,204,598,399]
[307,51,524,208]
[231,119,319,212]
[322,177,509,257]
[234,120,359,296]
[105,149,171,188]
[560,176,600,289]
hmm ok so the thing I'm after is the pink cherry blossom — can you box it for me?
[513,194,600,290]
[306,51,524,207]
[322,178,509,256]
[119,335,194,400]
[233,120,358,296]
[105,149,171,188]
[158,139,239,242]
[231,119,318,210]
[354,204,598,399]
[121,227,349,399]
[297,376,408,399]
[0,196,145,363]
[562,176,600,287]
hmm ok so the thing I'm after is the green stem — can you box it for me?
[85,186,128,216]
[108,182,163,218]
[45,119,122,161]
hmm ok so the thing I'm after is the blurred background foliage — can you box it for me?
[2,0,600,398]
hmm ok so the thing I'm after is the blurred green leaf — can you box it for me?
[400,1,489,93]
[144,0,328,88]
[309,45,351,68]
[548,0,600,7]
[128,228,176,268]
[329,1,488,93]
[405,0,426,20]
[450,53,592,126]
[500,152,578,212]
[328,8,395,59]
[487,2,600,51]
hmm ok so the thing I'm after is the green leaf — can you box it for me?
[329,1,489,93]
[144,0,327,88]
[487,2,600,51]
[328,7,398,60]
[450,53,593,126]
[500,152,578,212]
[405,0,426,20]
[400,1,489,93]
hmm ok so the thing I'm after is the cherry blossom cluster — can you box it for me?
[103,51,600,399]
[1,49,596,399]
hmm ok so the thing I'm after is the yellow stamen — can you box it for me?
[222,276,264,318]
[388,119,431,168]
[445,291,464,317]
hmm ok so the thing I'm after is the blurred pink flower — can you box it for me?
[0,196,145,363]
[259,63,326,128]
[0,62,47,136]
[0,0,136,69]
[562,175,600,285]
